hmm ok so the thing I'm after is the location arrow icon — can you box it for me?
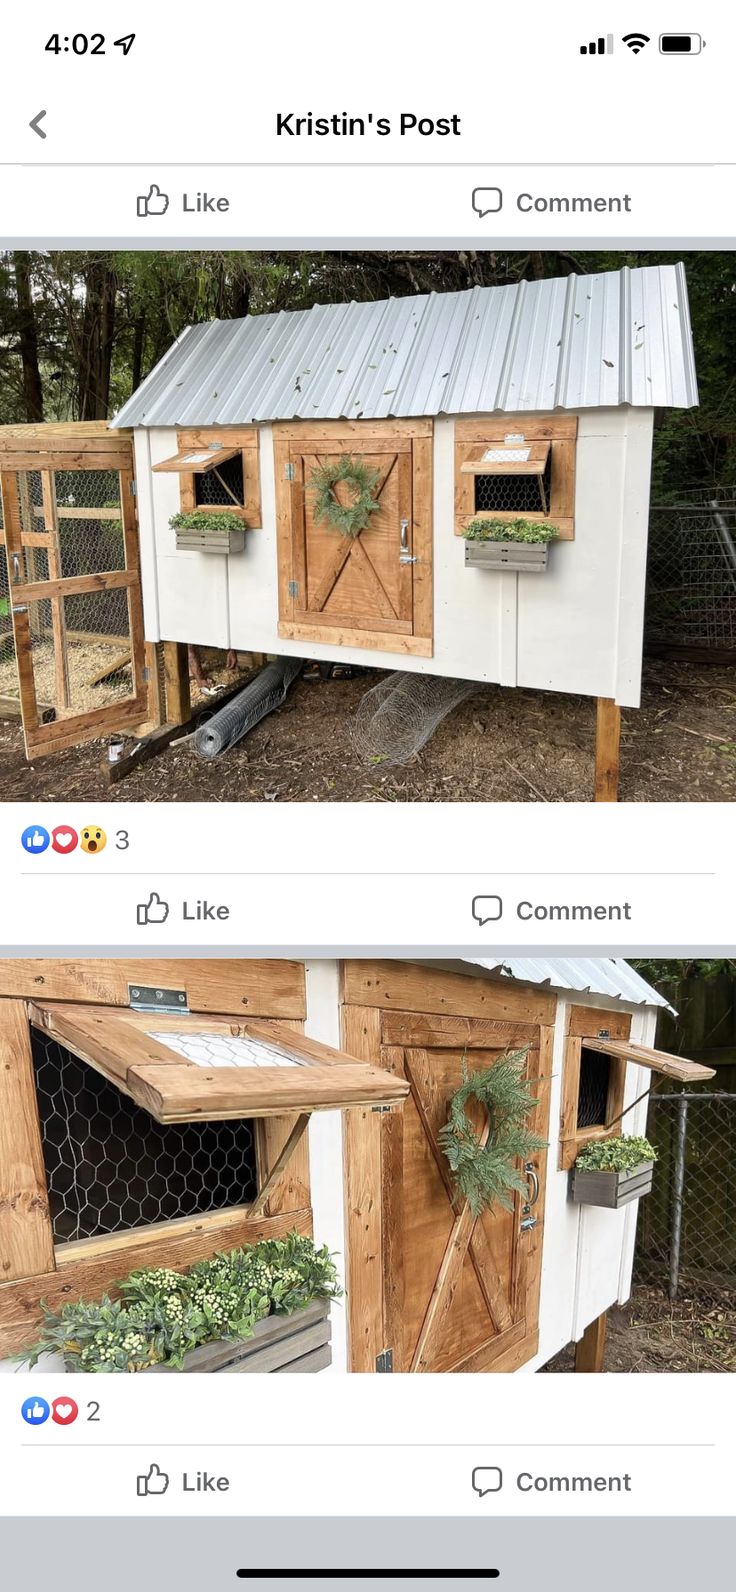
[29,110,47,139]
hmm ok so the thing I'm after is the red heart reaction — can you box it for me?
[51,827,78,855]
[51,1397,79,1426]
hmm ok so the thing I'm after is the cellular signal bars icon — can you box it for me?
[580,34,614,55]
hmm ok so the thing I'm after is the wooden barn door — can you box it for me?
[0,426,148,757]
[343,1000,552,1373]
[275,422,432,657]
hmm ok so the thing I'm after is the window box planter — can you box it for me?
[464,540,549,573]
[146,1299,332,1374]
[174,524,246,555]
[570,1160,655,1209]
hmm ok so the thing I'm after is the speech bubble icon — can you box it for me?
[472,186,503,218]
[472,894,503,926]
[472,1466,503,1497]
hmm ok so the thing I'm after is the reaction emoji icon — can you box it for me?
[51,826,78,855]
[51,1396,79,1426]
[80,824,107,855]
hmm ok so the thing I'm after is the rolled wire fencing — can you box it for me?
[635,1091,736,1298]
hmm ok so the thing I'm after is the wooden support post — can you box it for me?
[594,697,621,802]
[0,999,56,1281]
[575,1310,607,1372]
[163,641,191,726]
[41,469,71,710]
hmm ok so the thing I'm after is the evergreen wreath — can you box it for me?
[309,456,382,538]
[438,1048,548,1217]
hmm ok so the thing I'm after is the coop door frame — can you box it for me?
[0,956,319,1358]
[0,431,148,757]
[454,415,578,540]
[274,420,433,657]
[340,961,555,1373]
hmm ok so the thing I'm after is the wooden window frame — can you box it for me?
[454,415,578,541]
[175,426,262,528]
[559,1006,631,1171]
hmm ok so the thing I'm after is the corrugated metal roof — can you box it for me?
[462,957,673,1011]
[112,263,698,429]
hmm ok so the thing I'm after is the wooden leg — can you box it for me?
[575,1310,607,1372]
[163,641,191,726]
[595,697,621,802]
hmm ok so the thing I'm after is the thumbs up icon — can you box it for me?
[137,1463,170,1497]
[136,892,170,926]
[136,183,169,218]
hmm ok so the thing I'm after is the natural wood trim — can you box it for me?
[254,1111,312,1220]
[559,1008,631,1171]
[249,1114,311,1218]
[274,420,433,440]
[595,698,621,802]
[177,427,262,529]
[454,415,577,540]
[0,1000,56,1284]
[0,452,133,473]
[15,569,137,604]
[0,1206,312,1357]
[0,959,307,1017]
[22,695,149,761]
[410,431,433,647]
[575,1310,607,1372]
[342,961,557,1026]
[586,1037,716,1084]
[450,1318,532,1375]
[340,1004,386,1373]
[278,620,433,657]
[379,1012,539,1049]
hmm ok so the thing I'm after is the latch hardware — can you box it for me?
[285,463,296,481]
[376,1349,393,1373]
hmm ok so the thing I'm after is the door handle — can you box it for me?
[525,1162,540,1207]
[400,518,410,551]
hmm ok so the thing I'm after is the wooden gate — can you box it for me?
[0,423,148,757]
[342,969,553,1373]
[275,421,433,657]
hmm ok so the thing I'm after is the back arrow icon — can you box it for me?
[29,110,47,139]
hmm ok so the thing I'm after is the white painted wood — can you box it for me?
[138,408,653,706]
[132,428,161,643]
[303,959,348,1375]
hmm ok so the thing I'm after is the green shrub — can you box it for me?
[464,517,560,544]
[575,1135,657,1173]
[20,1232,341,1373]
[170,510,245,533]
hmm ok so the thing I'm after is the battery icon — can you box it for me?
[659,33,704,53]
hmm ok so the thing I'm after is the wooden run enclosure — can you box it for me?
[0,265,700,800]
[0,957,714,1374]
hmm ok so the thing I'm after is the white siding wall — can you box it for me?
[303,959,348,1374]
[138,407,654,708]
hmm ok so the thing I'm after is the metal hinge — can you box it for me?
[128,984,189,1015]
[288,579,299,598]
[597,1029,611,1039]
[520,1215,538,1232]
[376,1349,393,1373]
[129,480,137,496]
[372,1104,391,1114]
[142,666,150,682]
[284,463,296,481]
[13,604,28,615]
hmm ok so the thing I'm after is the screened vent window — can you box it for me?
[474,452,553,515]
[576,1045,612,1129]
[194,450,245,508]
[32,1030,257,1243]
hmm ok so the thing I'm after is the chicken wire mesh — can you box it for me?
[32,1030,258,1244]
[576,1046,612,1129]
[351,670,477,765]
[474,454,552,515]
[646,494,736,651]
[0,466,136,716]
[635,1092,736,1297]
[195,452,245,507]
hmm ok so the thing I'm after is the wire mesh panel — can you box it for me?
[32,1031,258,1244]
[576,1046,612,1128]
[636,1092,736,1293]
[474,454,552,515]
[646,496,736,651]
[195,452,245,507]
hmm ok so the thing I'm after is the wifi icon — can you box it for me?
[622,32,650,53]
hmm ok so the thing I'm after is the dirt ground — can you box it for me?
[0,655,735,803]
[544,1279,736,1373]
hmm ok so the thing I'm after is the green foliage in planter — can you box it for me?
[575,1135,657,1173]
[464,517,560,544]
[20,1232,341,1374]
[169,510,245,534]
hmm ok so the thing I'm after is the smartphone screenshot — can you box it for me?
[0,6,734,1589]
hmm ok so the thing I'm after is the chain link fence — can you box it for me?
[646,492,736,652]
[635,1091,736,1297]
